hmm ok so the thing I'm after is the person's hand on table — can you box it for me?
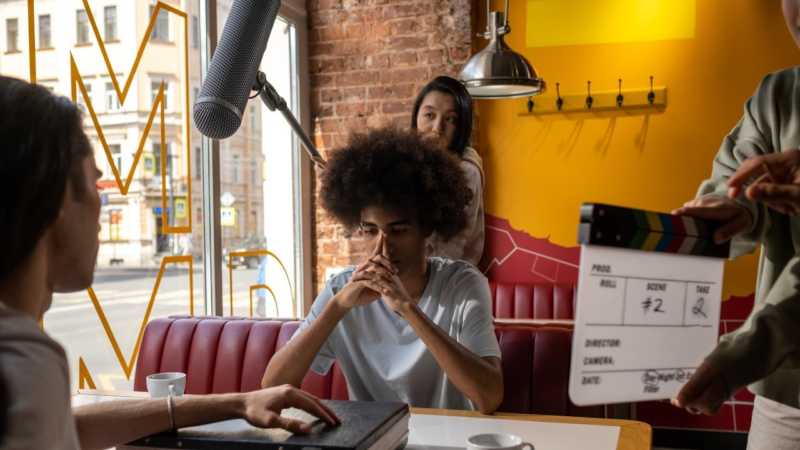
[727,149,800,215]
[671,196,753,244]
[671,360,732,415]
[240,384,340,433]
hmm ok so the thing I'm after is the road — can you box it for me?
[44,266,292,391]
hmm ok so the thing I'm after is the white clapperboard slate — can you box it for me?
[568,203,730,405]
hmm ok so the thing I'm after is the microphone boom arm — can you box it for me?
[255,71,326,169]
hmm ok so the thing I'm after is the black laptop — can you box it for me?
[124,400,409,450]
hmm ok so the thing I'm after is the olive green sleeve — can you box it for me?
[696,74,778,258]
[706,257,800,390]
[697,71,800,390]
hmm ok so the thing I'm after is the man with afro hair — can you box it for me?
[262,128,503,413]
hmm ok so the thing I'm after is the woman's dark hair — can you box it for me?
[320,127,472,240]
[0,76,90,283]
[410,75,474,157]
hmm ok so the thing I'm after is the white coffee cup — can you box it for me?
[466,433,534,450]
[146,372,186,398]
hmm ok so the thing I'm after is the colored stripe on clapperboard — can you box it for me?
[581,203,728,258]
[634,210,710,254]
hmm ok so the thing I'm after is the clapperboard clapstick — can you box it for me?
[578,203,731,258]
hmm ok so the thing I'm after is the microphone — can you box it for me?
[194,0,280,139]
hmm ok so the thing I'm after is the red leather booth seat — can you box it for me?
[133,317,604,417]
[490,282,576,320]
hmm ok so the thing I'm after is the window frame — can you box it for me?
[76,9,90,46]
[104,81,119,111]
[104,5,118,42]
[38,14,51,49]
[6,17,18,53]
[150,78,169,110]
[196,0,312,316]
[150,5,170,43]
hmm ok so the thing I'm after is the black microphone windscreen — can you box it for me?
[194,0,280,139]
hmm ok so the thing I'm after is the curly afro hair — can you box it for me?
[320,127,472,241]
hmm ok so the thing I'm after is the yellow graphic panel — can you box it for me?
[78,357,97,390]
[87,256,195,379]
[526,0,695,47]
[19,1,198,391]
[249,284,278,318]
[228,249,296,318]
[65,0,192,233]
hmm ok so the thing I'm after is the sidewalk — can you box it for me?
[93,265,205,284]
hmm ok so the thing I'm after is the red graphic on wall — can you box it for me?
[482,215,580,283]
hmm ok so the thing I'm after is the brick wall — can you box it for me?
[307,0,474,296]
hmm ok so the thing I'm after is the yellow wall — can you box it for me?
[478,0,798,299]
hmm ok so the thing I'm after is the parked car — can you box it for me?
[223,235,266,269]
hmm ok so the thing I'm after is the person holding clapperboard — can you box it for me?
[671,2,800,448]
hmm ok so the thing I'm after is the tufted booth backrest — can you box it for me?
[133,316,604,417]
[489,282,576,320]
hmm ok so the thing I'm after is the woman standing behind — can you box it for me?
[411,76,485,266]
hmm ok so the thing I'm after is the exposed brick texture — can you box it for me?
[308,0,474,297]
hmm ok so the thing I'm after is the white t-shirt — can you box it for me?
[294,257,501,411]
[0,305,80,450]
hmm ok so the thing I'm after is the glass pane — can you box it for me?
[0,0,205,392]
[216,6,303,319]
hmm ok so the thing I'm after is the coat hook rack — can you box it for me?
[585,80,593,109]
[556,82,564,111]
[519,76,667,116]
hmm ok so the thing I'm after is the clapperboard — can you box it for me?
[568,203,730,405]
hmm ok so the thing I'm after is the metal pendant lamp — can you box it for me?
[459,0,545,99]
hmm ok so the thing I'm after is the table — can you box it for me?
[73,391,651,450]
[409,408,650,450]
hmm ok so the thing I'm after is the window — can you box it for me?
[232,154,240,183]
[38,15,51,49]
[76,10,90,45]
[152,142,162,176]
[104,6,117,42]
[150,6,169,42]
[104,82,119,111]
[6,18,18,52]
[77,82,92,112]
[0,0,308,391]
[152,142,173,177]
[219,15,303,319]
[191,15,199,48]
[194,146,201,179]
[109,143,122,173]
[249,104,258,131]
[151,79,169,110]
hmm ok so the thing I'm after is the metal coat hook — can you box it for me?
[648,75,655,105]
[585,80,593,109]
[616,78,624,108]
[555,82,563,111]
[527,96,534,113]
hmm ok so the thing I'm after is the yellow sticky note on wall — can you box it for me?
[526,0,695,47]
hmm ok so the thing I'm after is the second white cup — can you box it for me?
[466,433,534,450]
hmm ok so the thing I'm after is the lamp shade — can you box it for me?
[459,11,544,99]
